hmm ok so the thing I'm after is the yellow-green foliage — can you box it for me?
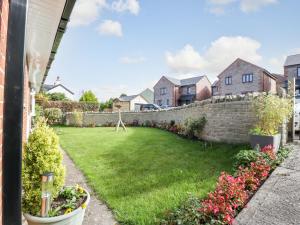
[22,118,65,215]
[72,111,83,127]
[251,94,293,135]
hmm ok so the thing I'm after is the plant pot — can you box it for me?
[24,188,90,225]
[249,133,281,153]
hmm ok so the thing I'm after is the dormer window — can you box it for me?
[225,76,232,85]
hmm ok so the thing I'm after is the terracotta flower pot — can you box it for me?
[24,188,90,225]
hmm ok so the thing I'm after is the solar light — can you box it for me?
[41,172,54,217]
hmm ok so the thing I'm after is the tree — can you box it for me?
[120,93,127,98]
[100,98,114,111]
[79,90,99,103]
[47,92,69,101]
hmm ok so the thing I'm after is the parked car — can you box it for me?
[139,104,161,111]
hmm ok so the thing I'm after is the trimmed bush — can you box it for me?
[40,101,99,113]
[22,118,65,215]
[44,108,63,125]
[71,111,83,127]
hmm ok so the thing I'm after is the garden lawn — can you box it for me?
[57,127,244,225]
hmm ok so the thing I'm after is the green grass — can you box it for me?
[57,127,244,225]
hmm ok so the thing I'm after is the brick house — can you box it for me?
[0,0,75,224]
[213,58,277,96]
[153,76,212,107]
[284,54,300,100]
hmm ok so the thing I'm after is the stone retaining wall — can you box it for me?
[66,96,263,143]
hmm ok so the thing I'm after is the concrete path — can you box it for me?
[235,145,300,225]
[62,150,117,225]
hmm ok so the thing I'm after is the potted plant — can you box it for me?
[249,94,292,152]
[22,118,90,225]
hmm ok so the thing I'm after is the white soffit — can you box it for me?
[26,0,66,91]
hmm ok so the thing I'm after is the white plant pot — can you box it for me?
[24,189,90,225]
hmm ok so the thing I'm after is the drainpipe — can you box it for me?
[3,0,27,225]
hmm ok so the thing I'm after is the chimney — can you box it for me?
[54,76,61,85]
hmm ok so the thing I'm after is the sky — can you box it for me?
[47,0,300,101]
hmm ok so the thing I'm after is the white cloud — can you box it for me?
[165,36,262,79]
[165,45,206,74]
[111,0,140,15]
[120,56,146,64]
[209,0,236,5]
[207,0,278,14]
[209,7,226,15]
[97,20,123,37]
[69,0,107,27]
[240,0,277,12]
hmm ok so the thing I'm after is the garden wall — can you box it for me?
[65,96,269,143]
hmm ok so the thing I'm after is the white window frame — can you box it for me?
[225,76,232,85]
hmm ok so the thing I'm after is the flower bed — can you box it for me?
[160,145,291,225]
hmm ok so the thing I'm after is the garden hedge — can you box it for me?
[38,100,99,113]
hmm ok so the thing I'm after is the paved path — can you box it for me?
[235,145,300,225]
[62,150,117,225]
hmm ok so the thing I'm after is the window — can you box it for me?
[160,87,167,95]
[166,99,169,105]
[242,74,253,83]
[297,67,300,77]
[157,100,162,105]
[187,87,192,94]
[225,76,232,85]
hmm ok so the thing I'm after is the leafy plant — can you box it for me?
[48,185,87,217]
[184,117,207,139]
[160,196,203,225]
[44,108,63,125]
[79,90,99,103]
[47,92,69,101]
[250,94,292,135]
[22,118,65,216]
[35,104,43,120]
[99,98,114,111]
[233,150,262,170]
[72,111,83,127]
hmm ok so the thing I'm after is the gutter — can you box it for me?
[42,0,76,85]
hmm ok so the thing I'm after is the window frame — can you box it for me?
[160,87,167,95]
[187,86,192,94]
[242,73,253,83]
[225,76,232,85]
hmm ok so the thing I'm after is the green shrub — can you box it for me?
[79,90,99,103]
[160,196,203,225]
[72,111,83,127]
[22,118,65,215]
[47,92,69,101]
[184,117,207,139]
[273,146,291,166]
[44,108,63,125]
[251,94,292,135]
[233,150,262,170]
[35,104,43,119]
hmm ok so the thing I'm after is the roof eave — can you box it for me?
[42,0,76,86]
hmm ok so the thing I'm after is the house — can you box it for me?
[153,75,212,107]
[284,54,300,99]
[112,89,154,112]
[213,58,277,96]
[42,76,75,100]
[0,0,76,223]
